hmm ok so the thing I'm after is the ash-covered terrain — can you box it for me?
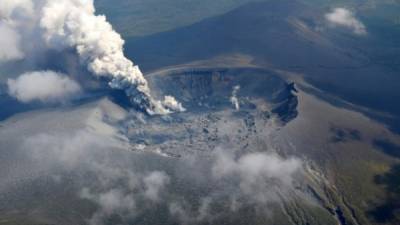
[133,68,299,156]
[1,65,399,225]
[1,0,400,225]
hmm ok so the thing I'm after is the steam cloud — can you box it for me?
[0,0,183,114]
[0,23,24,62]
[230,85,240,110]
[325,8,367,35]
[7,71,81,103]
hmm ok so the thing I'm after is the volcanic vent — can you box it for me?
[123,67,299,157]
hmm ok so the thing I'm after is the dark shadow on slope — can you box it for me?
[0,94,37,121]
[125,0,343,71]
[271,82,298,123]
[373,140,400,159]
[329,126,362,143]
[369,164,400,223]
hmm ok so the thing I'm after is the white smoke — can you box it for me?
[230,85,240,110]
[161,95,186,112]
[0,0,183,115]
[325,8,367,35]
[7,71,81,103]
[0,0,33,19]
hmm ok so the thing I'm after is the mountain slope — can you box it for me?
[125,0,400,132]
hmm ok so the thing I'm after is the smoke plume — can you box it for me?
[0,0,183,115]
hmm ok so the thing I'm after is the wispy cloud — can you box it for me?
[325,8,367,35]
[212,149,302,203]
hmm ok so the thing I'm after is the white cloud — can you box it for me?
[24,124,139,224]
[0,22,24,62]
[81,188,137,225]
[7,70,81,103]
[169,198,212,224]
[212,151,301,184]
[81,170,170,225]
[24,127,166,225]
[325,8,367,35]
[25,130,117,169]
[212,150,302,203]
[143,171,170,202]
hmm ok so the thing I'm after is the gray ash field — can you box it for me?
[1,0,400,225]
